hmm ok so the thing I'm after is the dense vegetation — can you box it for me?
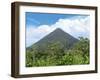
[26,37,89,67]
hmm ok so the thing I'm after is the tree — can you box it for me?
[71,37,90,64]
[59,37,89,65]
[26,37,90,67]
[26,45,38,67]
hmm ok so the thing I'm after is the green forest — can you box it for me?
[26,37,89,67]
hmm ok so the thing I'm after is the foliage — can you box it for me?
[26,37,90,67]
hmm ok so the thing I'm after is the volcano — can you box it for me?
[27,28,79,50]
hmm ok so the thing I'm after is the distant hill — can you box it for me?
[27,28,79,51]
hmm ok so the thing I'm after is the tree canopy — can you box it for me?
[26,37,90,67]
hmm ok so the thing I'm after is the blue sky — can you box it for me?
[26,12,88,27]
[26,12,90,47]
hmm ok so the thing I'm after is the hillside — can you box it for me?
[26,28,89,67]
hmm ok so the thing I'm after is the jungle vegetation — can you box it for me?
[26,37,89,67]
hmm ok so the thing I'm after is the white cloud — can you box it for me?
[26,16,90,47]
[26,25,55,47]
